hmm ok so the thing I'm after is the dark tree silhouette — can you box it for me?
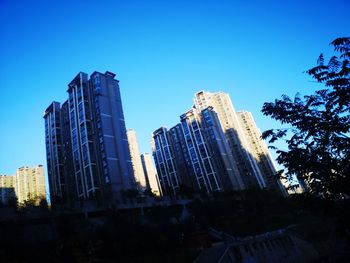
[262,37,350,199]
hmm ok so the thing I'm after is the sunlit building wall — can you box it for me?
[127,129,147,190]
[141,153,162,196]
[152,106,246,195]
[200,107,245,191]
[194,91,266,189]
[15,165,46,204]
[237,111,287,195]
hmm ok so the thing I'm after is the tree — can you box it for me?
[39,197,49,211]
[7,195,18,209]
[262,37,350,199]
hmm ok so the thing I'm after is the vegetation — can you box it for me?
[1,190,349,262]
[262,37,350,199]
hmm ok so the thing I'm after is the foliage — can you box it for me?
[262,37,350,199]
[122,189,140,202]
[1,192,350,262]
[39,197,49,211]
[6,195,18,208]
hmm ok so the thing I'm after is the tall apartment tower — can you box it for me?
[200,107,245,191]
[44,71,135,206]
[0,166,46,205]
[152,127,180,195]
[194,91,266,189]
[44,102,66,202]
[127,129,147,190]
[152,106,246,195]
[141,153,162,196]
[89,72,135,195]
[237,111,287,195]
[168,123,198,191]
[0,174,16,205]
[15,165,46,204]
[179,109,221,192]
[151,90,285,196]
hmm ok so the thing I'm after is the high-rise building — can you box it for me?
[194,91,266,189]
[152,106,246,195]
[200,107,245,191]
[151,90,286,196]
[0,166,46,205]
[141,153,162,196]
[60,100,76,204]
[44,71,135,207]
[0,174,16,205]
[179,109,222,192]
[152,127,180,195]
[15,165,46,204]
[168,123,198,191]
[127,129,147,190]
[44,101,67,202]
[237,111,287,195]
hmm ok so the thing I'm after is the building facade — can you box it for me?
[152,106,246,195]
[179,109,222,192]
[0,174,16,205]
[15,165,46,204]
[44,71,135,207]
[127,129,147,190]
[200,107,245,191]
[194,91,266,189]
[0,165,46,205]
[237,111,287,195]
[152,127,180,195]
[152,90,286,196]
[141,153,162,196]
[44,101,67,202]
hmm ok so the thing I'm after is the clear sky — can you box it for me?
[0,0,349,175]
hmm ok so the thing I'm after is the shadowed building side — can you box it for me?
[60,100,76,205]
[195,91,270,190]
[0,175,16,205]
[152,106,247,195]
[168,124,198,192]
[200,107,245,191]
[180,109,221,193]
[237,111,287,196]
[44,71,136,207]
[151,90,286,196]
[89,71,136,198]
[152,127,180,195]
[67,72,99,200]
[44,102,67,203]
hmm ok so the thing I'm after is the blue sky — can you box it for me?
[0,0,349,175]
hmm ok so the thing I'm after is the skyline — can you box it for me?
[1,0,350,175]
